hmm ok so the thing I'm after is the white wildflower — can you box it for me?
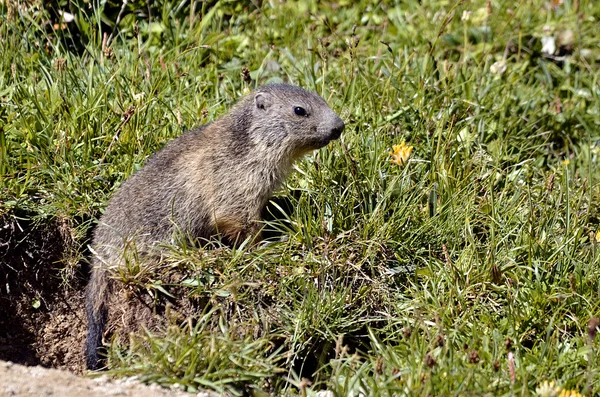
[58,10,74,23]
[490,60,507,75]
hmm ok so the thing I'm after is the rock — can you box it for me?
[0,360,224,397]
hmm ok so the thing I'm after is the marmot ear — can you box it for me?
[254,93,272,110]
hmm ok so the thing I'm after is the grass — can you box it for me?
[1,0,600,395]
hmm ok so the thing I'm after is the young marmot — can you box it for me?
[85,83,345,369]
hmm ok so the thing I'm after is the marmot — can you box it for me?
[85,83,345,370]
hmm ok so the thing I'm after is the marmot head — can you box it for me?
[249,84,345,155]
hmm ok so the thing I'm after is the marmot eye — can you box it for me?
[294,106,307,117]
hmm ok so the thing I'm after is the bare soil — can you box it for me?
[0,214,87,373]
[0,360,220,397]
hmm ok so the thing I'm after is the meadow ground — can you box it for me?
[0,0,599,396]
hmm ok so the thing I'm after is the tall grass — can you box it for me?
[1,0,599,395]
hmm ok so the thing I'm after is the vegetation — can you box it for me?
[1,0,599,395]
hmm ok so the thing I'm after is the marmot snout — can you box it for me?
[250,84,344,155]
[85,83,344,369]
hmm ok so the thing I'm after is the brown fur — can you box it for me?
[85,84,344,369]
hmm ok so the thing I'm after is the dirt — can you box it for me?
[0,360,220,397]
[0,214,88,373]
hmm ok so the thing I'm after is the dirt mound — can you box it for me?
[0,214,87,373]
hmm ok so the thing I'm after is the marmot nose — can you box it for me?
[330,118,345,140]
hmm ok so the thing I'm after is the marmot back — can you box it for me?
[85,83,345,369]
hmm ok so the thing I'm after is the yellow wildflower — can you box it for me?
[595,230,600,244]
[536,380,560,397]
[557,389,585,397]
[562,159,570,166]
[535,381,586,397]
[389,142,413,166]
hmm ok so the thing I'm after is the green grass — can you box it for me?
[1,0,600,395]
